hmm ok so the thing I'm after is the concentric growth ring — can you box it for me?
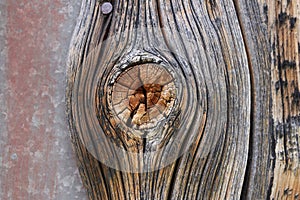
[72,49,208,172]
[108,64,176,135]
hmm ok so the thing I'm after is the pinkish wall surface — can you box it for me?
[0,0,87,199]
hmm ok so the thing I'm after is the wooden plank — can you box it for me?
[67,0,300,199]
[264,0,300,199]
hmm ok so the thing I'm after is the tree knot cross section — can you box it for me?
[110,63,176,131]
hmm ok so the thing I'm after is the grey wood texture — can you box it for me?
[66,0,300,199]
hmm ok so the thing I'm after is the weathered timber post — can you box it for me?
[66,0,300,199]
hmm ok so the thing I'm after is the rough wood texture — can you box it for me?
[265,0,300,199]
[66,0,300,199]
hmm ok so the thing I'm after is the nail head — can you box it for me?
[101,2,113,15]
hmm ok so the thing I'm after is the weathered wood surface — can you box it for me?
[266,0,300,199]
[66,0,300,199]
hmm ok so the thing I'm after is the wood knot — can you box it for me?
[110,63,176,130]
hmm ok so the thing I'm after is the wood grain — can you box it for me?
[66,0,300,199]
[264,0,300,199]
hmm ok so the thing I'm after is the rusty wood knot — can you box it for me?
[110,63,176,130]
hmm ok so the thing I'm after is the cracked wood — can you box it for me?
[66,0,300,199]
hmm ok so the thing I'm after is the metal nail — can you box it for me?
[101,2,113,15]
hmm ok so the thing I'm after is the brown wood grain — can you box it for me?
[266,0,300,199]
[66,0,300,199]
